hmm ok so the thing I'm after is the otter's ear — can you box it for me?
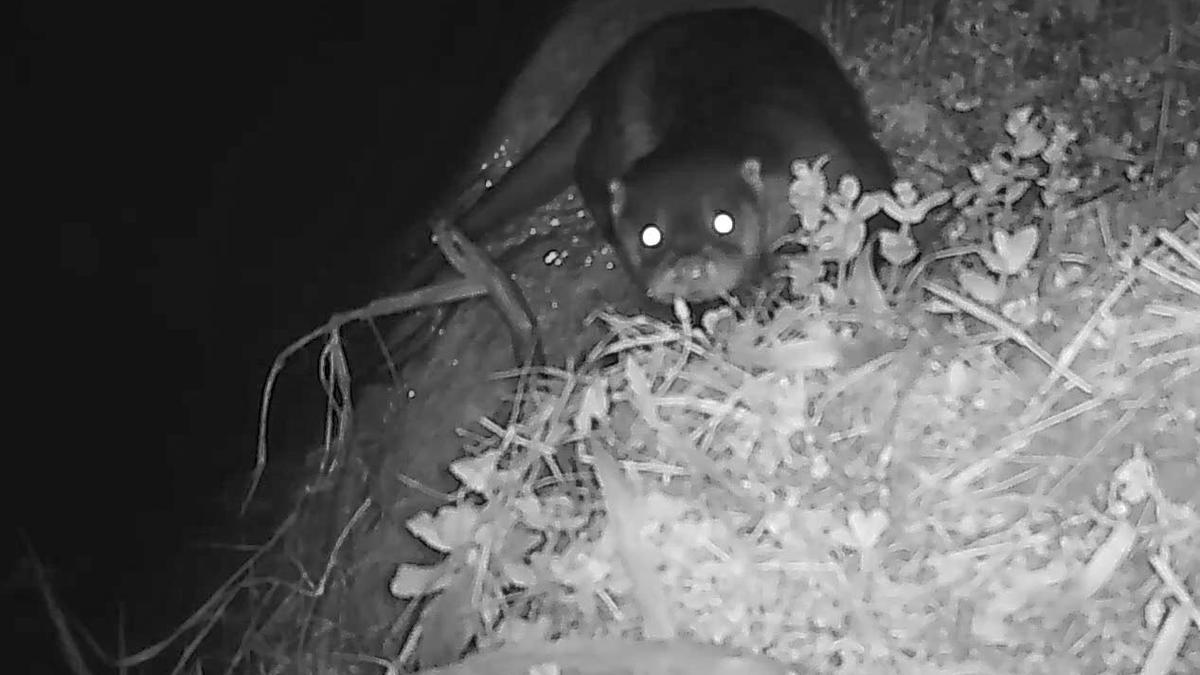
[740,158,764,195]
[608,179,626,217]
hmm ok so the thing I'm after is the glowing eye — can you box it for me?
[640,224,663,248]
[712,211,735,235]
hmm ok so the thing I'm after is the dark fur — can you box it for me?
[454,8,898,304]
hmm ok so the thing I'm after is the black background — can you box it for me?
[30,0,564,667]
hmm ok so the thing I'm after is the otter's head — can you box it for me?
[608,156,768,305]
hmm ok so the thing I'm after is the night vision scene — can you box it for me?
[30,0,1200,673]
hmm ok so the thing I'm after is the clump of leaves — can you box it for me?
[919,105,1081,326]
[771,155,950,307]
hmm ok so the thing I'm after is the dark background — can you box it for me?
[29,0,564,667]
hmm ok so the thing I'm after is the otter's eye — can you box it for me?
[711,211,735,235]
[640,224,663,248]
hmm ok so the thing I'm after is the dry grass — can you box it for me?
[379,208,1198,674]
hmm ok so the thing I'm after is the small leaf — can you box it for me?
[1012,124,1047,158]
[959,270,1003,304]
[389,561,454,599]
[755,334,840,372]
[847,508,889,549]
[449,452,500,494]
[978,248,1006,275]
[513,494,548,528]
[700,305,736,337]
[1113,450,1155,505]
[992,226,1039,272]
[1001,296,1038,328]
[1000,179,1032,206]
[789,157,831,231]
[407,504,481,553]
[1004,106,1034,141]
[836,173,863,202]
[952,184,978,209]
[951,95,981,112]
[879,227,918,266]
[501,561,538,588]
[827,218,867,262]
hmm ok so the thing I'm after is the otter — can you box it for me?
[439,7,901,304]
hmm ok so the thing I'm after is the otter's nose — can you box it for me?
[669,219,705,254]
